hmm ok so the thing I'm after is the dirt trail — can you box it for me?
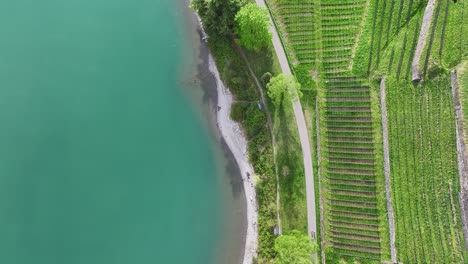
[379,76,397,263]
[232,42,283,234]
[412,0,436,81]
[450,70,468,253]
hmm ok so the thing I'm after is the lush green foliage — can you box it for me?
[274,230,317,264]
[191,0,247,36]
[235,3,272,50]
[267,74,302,108]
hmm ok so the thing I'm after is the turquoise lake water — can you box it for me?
[0,1,240,263]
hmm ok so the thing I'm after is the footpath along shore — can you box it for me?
[210,54,259,264]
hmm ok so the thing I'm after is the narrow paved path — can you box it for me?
[232,42,282,233]
[450,70,468,253]
[255,0,317,242]
[380,76,397,263]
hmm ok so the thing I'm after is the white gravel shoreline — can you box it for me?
[208,54,258,264]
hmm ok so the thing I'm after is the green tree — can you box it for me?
[274,230,317,264]
[191,0,247,36]
[235,3,271,50]
[266,74,302,108]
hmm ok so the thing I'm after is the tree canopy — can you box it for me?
[191,0,247,36]
[266,74,302,107]
[274,230,317,264]
[235,3,271,50]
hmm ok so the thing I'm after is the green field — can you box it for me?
[385,76,466,263]
[266,0,390,263]
[266,0,468,263]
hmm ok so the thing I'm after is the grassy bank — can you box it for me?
[300,89,323,263]
[273,96,307,234]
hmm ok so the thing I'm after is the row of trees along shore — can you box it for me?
[191,0,316,263]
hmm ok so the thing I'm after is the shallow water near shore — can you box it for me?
[0,0,245,263]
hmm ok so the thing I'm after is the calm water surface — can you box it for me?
[0,0,243,263]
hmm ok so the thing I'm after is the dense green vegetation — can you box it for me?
[267,74,302,107]
[272,84,307,234]
[191,0,247,36]
[235,3,272,50]
[274,230,317,264]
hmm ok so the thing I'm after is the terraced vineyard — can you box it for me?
[319,76,388,262]
[266,0,391,263]
[265,0,468,263]
[310,0,391,262]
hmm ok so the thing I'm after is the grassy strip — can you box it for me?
[458,62,468,147]
[273,98,307,233]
